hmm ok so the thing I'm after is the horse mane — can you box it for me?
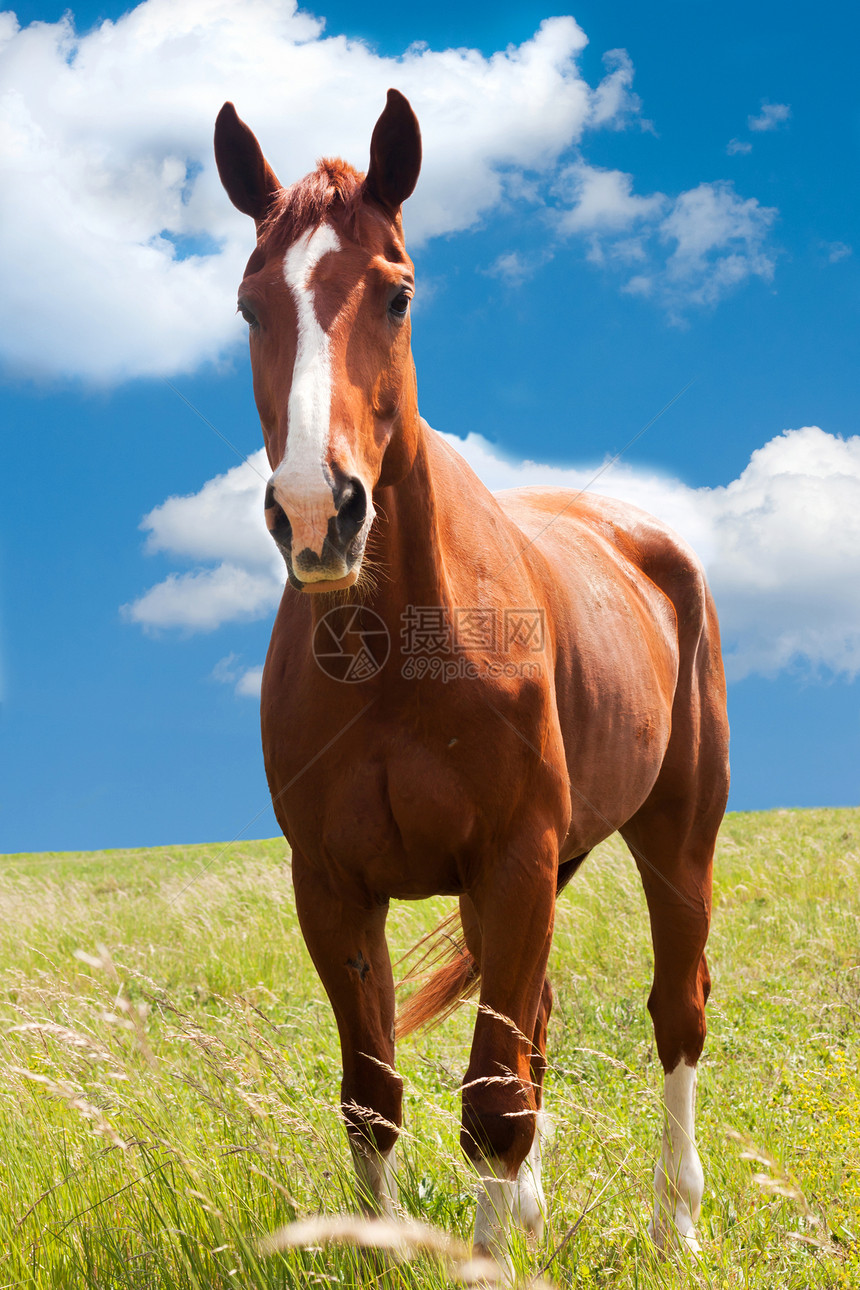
[259,158,366,248]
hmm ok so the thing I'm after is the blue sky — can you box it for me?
[1,0,858,853]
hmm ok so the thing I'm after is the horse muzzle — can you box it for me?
[265,473,372,592]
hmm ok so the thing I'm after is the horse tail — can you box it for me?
[396,912,479,1038]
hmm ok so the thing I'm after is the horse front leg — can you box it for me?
[460,839,557,1278]
[292,857,402,1218]
[460,894,553,1245]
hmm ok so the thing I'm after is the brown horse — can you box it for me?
[214,89,729,1277]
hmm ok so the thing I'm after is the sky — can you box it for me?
[1,0,858,854]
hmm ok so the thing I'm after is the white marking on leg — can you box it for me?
[473,1158,517,1283]
[650,1061,704,1255]
[350,1140,399,1220]
[514,1108,549,1241]
[273,224,341,560]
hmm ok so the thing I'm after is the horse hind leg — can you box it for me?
[621,806,719,1256]
[651,999,709,1255]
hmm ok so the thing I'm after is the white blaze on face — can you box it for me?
[272,223,342,564]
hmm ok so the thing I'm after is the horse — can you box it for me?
[214,88,730,1278]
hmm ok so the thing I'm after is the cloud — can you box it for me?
[0,1,649,382]
[212,654,264,696]
[555,162,666,235]
[748,101,791,132]
[126,562,282,632]
[588,49,650,131]
[139,448,273,568]
[122,447,284,631]
[0,1,783,380]
[825,241,852,264]
[486,249,549,285]
[128,426,860,683]
[657,181,777,311]
[550,172,776,313]
[704,428,860,679]
[723,101,790,158]
[235,665,264,697]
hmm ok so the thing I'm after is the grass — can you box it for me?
[0,808,858,1287]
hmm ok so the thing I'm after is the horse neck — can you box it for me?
[367,417,452,617]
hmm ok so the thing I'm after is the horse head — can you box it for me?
[214,90,422,592]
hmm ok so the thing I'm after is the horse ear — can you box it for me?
[364,89,422,213]
[214,102,282,225]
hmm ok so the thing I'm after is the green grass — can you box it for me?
[1,809,859,1287]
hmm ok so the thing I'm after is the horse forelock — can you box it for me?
[259,158,367,250]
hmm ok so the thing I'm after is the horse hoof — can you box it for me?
[648,1217,702,1260]
[467,1248,515,1285]
[680,1231,703,1259]
[514,1178,545,1241]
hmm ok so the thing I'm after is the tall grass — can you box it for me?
[0,808,858,1286]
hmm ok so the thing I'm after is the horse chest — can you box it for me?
[322,740,488,897]
[281,716,538,901]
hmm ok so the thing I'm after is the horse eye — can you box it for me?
[389,290,410,319]
[238,301,258,328]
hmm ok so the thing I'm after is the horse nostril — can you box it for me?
[335,475,368,545]
[265,483,292,547]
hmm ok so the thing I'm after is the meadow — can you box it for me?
[1,807,858,1287]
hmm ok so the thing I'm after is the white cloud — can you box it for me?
[235,665,264,697]
[825,241,852,264]
[622,272,653,297]
[588,49,648,131]
[126,562,281,632]
[212,654,264,696]
[0,1,649,382]
[486,249,550,285]
[123,447,284,631]
[555,162,666,235]
[657,181,777,311]
[748,101,791,132]
[0,1,784,380]
[127,426,860,683]
[549,173,776,313]
[140,448,273,568]
[704,427,860,679]
[723,100,790,157]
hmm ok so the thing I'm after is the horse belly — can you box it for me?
[561,691,673,857]
[552,576,679,855]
